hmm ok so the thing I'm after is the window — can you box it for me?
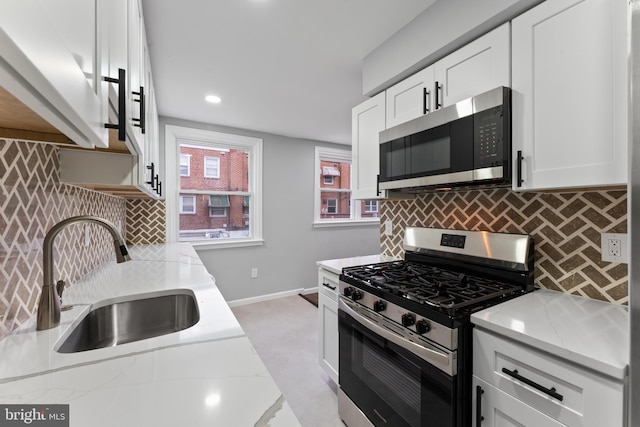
[204,156,220,178]
[326,198,338,214]
[314,146,380,225]
[364,200,378,213]
[180,154,191,176]
[165,125,263,248]
[180,195,196,214]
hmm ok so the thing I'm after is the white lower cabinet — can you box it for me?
[473,328,625,427]
[318,268,340,384]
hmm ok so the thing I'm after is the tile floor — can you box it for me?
[232,295,344,427]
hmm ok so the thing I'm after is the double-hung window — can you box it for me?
[314,146,380,225]
[165,125,263,248]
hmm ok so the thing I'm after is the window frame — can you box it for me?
[313,146,380,227]
[323,175,334,185]
[165,125,264,249]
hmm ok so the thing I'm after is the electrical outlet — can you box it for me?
[601,233,628,263]
[385,220,393,236]
[251,268,258,278]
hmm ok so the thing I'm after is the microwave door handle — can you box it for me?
[339,298,452,374]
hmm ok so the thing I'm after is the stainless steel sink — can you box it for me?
[56,291,200,353]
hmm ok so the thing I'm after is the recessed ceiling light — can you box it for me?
[205,95,221,104]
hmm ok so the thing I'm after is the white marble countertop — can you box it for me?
[0,243,300,426]
[317,254,397,275]
[471,289,629,381]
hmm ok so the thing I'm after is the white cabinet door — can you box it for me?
[127,0,146,155]
[318,269,339,384]
[0,1,108,148]
[352,92,386,200]
[434,23,510,109]
[385,66,434,129]
[473,377,565,427]
[512,0,627,190]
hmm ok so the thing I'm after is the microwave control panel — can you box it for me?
[475,106,504,168]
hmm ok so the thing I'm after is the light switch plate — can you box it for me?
[385,220,393,236]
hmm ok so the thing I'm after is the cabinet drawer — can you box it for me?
[318,269,339,301]
[473,328,624,427]
[472,376,565,427]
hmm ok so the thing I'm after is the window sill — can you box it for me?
[313,219,380,229]
[189,238,265,250]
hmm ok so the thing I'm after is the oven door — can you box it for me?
[338,298,458,427]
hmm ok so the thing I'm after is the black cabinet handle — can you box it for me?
[146,162,155,188]
[322,282,337,291]
[423,87,430,114]
[516,150,524,187]
[156,180,162,197]
[434,81,442,110]
[502,368,564,401]
[476,385,484,427]
[103,68,126,141]
[376,174,381,197]
[132,86,146,134]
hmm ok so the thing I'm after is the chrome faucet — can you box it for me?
[36,215,131,330]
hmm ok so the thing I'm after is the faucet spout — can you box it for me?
[37,215,131,331]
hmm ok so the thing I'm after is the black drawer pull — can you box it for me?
[516,150,524,187]
[322,282,336,291]
[423,87,430,114]
[476,385,484,427]
[502,368,564,401]
[103,68,126,141]
[146,162,155,188]
[132,86,146,134]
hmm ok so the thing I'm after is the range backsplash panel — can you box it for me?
[381,189,627,304]
[0,139,165,338]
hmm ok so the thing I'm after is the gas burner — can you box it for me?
[342,260,525,317]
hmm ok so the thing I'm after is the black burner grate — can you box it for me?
[342,260,523,316]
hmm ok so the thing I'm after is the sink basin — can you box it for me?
[56,290,200,353]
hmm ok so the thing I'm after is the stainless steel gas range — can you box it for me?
[337,227,534,427]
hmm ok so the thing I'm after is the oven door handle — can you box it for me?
[339,298,453,374]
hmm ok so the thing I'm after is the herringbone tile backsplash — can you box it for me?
[381,189,627,304]
[0,139,166,337]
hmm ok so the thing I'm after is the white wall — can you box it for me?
[362,0,544,96]
[160,117,381,302]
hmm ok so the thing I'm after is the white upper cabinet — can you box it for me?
[0,1,108,148]
[127,0,147,156]
[512,0,627,190]
[385,66,434,129]
[434,23,511,108]
[352,92,386,200]
[383,23,510,130]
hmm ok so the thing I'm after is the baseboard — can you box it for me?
[227,287,317,307]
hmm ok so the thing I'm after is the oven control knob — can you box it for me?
[351,290,363,301]
[373,300,386,312]
[416,319,431,334]
[401,313,416,327]
[343,287,354,297]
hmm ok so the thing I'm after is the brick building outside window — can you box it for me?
[179,144,250,240]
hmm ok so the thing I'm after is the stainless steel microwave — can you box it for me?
[378,86,511,192]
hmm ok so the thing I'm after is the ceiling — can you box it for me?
[140,0,436,145]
